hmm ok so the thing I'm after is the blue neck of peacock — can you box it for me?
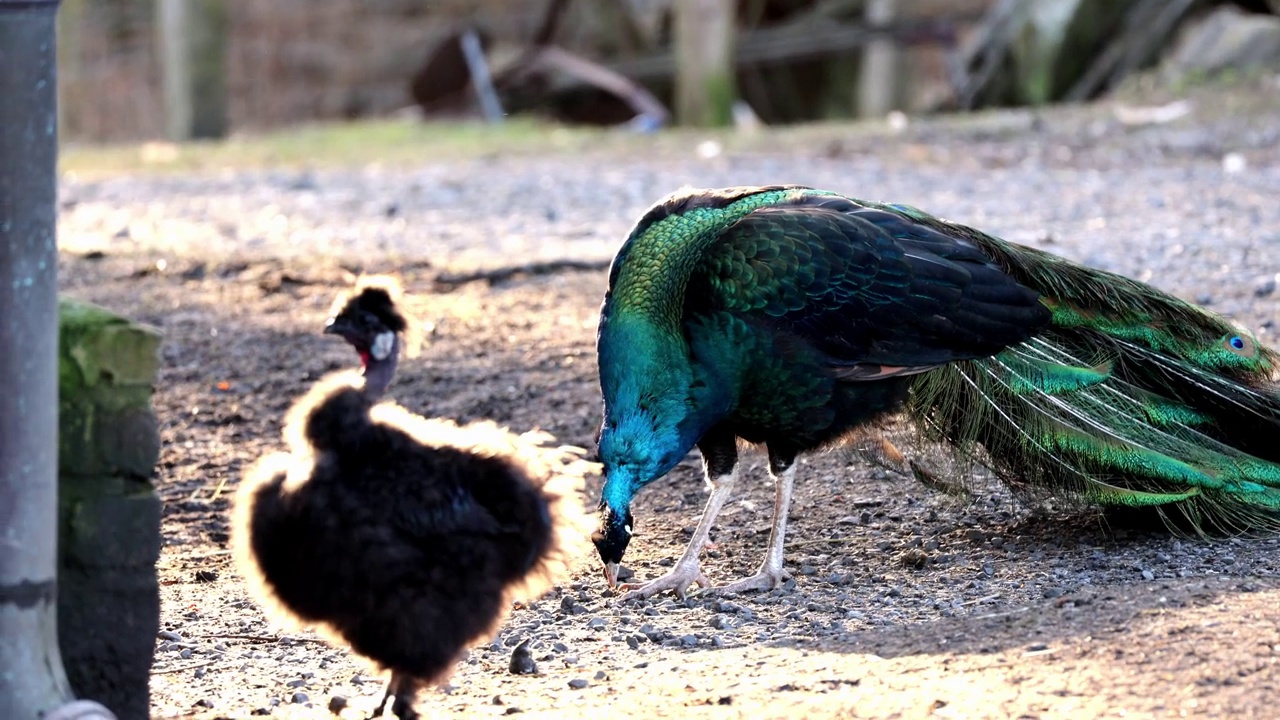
[363,334,399,400]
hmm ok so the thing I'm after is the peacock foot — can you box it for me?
[619,560,712,601]
[713,566,793,595]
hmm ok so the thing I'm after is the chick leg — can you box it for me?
[389,675,420,720]
[368,679,394,720]
[367,673,419,720]
[715,456,797,595]
[620,433,738,601]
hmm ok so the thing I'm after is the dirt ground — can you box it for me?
[58,77,1280,719]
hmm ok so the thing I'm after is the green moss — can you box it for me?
[59,297,161,390]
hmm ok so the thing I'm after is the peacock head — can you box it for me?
[592,399,697,588]
[591,502,634,588]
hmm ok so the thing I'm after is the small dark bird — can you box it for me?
[233,278,591,719]
[592,185,1280,600]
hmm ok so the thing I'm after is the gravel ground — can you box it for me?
[58,77,1280,719]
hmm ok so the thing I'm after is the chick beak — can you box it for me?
[323,316,351,337]
[603,561,620,589]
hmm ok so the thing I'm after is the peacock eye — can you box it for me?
[1222,333,1255,356]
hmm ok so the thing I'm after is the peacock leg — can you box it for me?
[715,453,797,595]
[620,433,738,601]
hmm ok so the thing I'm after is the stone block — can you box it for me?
[59,399,160,479]
[58,561,159,720]
[59,297,161,390]
[56,296,162,720]
[62,492,162,570]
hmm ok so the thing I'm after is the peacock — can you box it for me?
[591,184,1280,601]
[233,278,592,719]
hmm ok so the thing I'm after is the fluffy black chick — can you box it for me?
[232,277,592,720]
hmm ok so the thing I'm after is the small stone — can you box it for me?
[552,642,569,653]
[1257,275,1278,298]
[1141,569,1155,581]
[328,695,348,715]
[587,617,607,630]
[593,670,607,680]
[680,634,698,648]
[898,548,928,569]
[509,639,538,675]
[286,678,306,688]
[195,699,213,708]
[157,630,183,642]
[626,636,640,650]
[567,679,589,690]
[709,615,731,630]
[290,692,309,704]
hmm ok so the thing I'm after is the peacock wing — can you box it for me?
[687,194,1052,377]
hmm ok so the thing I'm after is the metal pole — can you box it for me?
[0,1,74,717]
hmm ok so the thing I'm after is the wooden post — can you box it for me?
[673,0,737,127]
[156,0,228,140]
[0,1,75,717]
[857,0,903,117]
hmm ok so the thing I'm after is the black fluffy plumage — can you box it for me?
[232,279,591,719]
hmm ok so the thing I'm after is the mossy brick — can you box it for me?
[59,399,160,479]
[62,491,162,569]
[59,296,161,390]
[59,544,159,720]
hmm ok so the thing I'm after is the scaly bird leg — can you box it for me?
[389,674,420,720]
[715,459,797,595]
[367,678,394,720]
[367,673,419,720]
[619,466,738,601]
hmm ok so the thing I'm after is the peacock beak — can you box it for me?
[603,561,620,589]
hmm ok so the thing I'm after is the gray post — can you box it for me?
[157,0,228,140]
[673,0,737,127]
[0,0,74,718]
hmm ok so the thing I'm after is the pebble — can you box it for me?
[290,692,308,704]
[509,639,538,675]
[567,679,589,690]
[328,696,348,714]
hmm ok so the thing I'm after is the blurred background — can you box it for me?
[56,0,1280,145]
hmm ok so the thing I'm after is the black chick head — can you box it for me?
[324,282,408,363]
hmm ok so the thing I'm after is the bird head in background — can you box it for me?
[325,277,411,398]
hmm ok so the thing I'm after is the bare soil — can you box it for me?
[58,77,1280,720]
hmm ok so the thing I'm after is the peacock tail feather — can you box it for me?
[902,230,1280,534]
